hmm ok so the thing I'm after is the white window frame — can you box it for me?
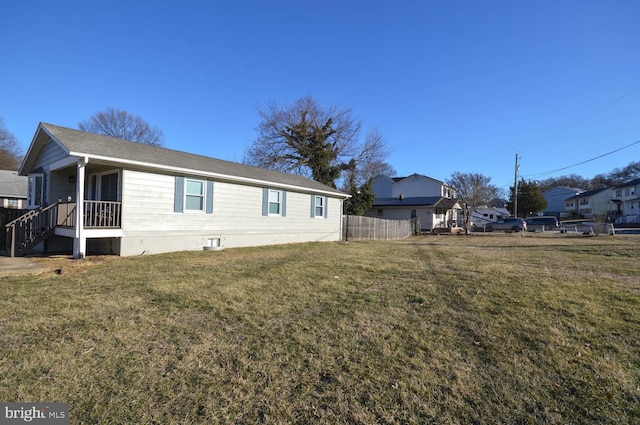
[27,173,44,208]
[6,199,20,209]
[268,189,282,216]
[313,195,324,218]
[185,178,205,212]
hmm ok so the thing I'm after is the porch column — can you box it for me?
[73,157,88,259]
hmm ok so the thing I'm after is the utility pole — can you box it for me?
[513,154,519,218]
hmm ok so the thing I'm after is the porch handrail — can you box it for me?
[5,202,59,257]
[5,200,123,257]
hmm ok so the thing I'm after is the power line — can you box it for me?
[524,84,640,149]
[522,138,640,179]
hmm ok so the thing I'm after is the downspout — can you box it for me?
[74,157,88,259]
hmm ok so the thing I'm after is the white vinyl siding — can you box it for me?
[32,139,68,170]
[120,170,342,256]
[31,139,69,205]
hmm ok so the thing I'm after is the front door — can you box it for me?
[88,170,120,201]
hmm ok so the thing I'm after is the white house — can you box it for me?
[564,188,611,219]
[610,178,640,224]
[367,174,459,232]
[12,123,349,258]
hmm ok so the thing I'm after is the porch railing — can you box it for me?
[5,203,59,257]
[5,201,122,257]
[57,201,122,228]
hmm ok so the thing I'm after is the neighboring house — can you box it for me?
[0,170,28,209]
[367,174,459,231]
[610,178,640,224]
[564,188,611,219]
[14,122,349,258]
[543,186,585,217]
[489,198,509,209]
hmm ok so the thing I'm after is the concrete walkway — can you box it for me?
[0,256,51,278]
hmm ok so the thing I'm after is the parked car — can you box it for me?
[525,216,559,231]
[484,218,527,233]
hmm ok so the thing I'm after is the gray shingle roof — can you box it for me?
[0,170,28,198]
[372,196,458,208]
[37,123,347,197]
[566,187,608,199]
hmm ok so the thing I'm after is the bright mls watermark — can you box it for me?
[1,403,68,424]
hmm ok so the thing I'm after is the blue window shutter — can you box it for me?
[262,188,269,216]
[324,197,328,218]
[205,181,214,214]
[281,191,287,217]
[310,195,316,218]
[174,177,184,212]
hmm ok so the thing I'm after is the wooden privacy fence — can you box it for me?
[0,207,28,251]
[343,215,420,241]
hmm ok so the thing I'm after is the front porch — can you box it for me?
[5,200,122,257]
[56,200,122,229]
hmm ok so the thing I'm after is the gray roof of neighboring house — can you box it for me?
[0,170,28,198]
[23,122,347,197]
[566,188,608,200]
[372,196,458,208]
[543,186,585,195]
[390,173,447,185]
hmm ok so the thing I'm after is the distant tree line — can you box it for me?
[536,161,640,193]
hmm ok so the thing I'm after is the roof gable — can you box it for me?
[392,173,445,186]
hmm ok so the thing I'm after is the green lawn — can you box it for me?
[1,235,639,424]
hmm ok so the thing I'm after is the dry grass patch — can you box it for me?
[1,236,639,424]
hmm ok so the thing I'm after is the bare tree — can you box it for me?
[609,161,640,183]
[447,172,501,235]
[589,173,617,189]
[246,96,392,189]
[538,174,591,192]
[0,117,23,170]
[340,129,395,190]
[79,108,165,146]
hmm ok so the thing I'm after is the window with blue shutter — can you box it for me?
[263,188,286,216]
[175,177,214,213]
[311,195,328,218]
[206,181,214,214]
[174,177,184,212]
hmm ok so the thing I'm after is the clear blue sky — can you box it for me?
[2,0,639,191]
